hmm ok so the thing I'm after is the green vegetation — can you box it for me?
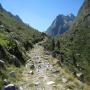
[0,4,45,89]
[0,0,90,89]
[44,0,90,85]
[0,65,24,89]
[0,33,10,46]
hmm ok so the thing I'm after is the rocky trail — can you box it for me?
[17,42,86,90]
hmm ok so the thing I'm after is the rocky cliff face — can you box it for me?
[46,14,75,36]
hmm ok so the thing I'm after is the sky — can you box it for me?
[0,0,84,32]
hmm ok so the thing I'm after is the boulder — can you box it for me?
[34,82,40,86]
[0,60,5,68]
[28,70,34,75]
[61,77,68,83]
[0,25,4,28]
[51,69,60,74]
[19,86,23,90]
[27,59,32,63]
[76,72,83,77]
[10,55,20,67]
[45,51,50,55]
[0,60,5,65]
[76,72,84,82]
[3,79,9,85]
[4,84,16,90]
[46,81,55,85]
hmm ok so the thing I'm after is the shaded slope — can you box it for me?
[59,0,90,84]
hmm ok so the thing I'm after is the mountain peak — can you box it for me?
[0,3,2,8]
[46,14,75,36]
[67,13,75,18]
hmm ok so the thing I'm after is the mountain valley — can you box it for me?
[0,0,90,90]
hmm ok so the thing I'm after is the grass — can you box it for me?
[6,65,24,82]
[0,65,24,89]
[0,5,45,89]
[44,25,90,85]
[0,33,10,46]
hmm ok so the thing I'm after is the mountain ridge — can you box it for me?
[46,14,75,36]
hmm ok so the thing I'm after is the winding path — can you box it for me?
[17,42,85,90]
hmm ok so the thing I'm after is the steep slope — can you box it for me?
[46,14,75,36]
[59,0,90,84]
[0,4,44,88]
[44,0,90,85]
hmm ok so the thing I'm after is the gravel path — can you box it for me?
[17,43,85,90]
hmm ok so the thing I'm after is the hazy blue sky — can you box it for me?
[0,0,84,32]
